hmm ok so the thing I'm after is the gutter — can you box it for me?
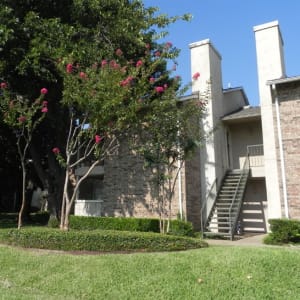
[272,84,289,218]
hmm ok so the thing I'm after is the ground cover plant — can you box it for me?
[0,244,299,299]
[0,227,206,252]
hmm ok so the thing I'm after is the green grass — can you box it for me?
[0,244,300,299]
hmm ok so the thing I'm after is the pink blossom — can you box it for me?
[115,48,123,56]
[95,135,102,144]
[149,77,155,84]
[66,63,73,73]
[164,84,168,89]
[41,107,48,113]
[155,86,164,93]
[192,72,200,80]
[52,147,60,155]
[18,116,26,123]
[79,72,87,79]
[42,101,48,106]
[165,42,173,48]
[120,76,134,87]
[0,82,7,89]
[101,60,107,67]
[136,60,143,67]
[40,88,48,95]
[154,51,161,57]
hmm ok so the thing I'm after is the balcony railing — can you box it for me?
[247,144,264,167]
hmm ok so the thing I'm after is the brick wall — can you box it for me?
[275,82,300,218]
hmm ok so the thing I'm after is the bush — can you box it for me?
[168,219,195,237]
[0,227,208,252]
[69,216,195,237]
[70,216,160,232]
[264,219,300,245]
[0,211,50,227]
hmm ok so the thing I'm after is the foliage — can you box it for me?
[1,245,300,299]
[0,227,206,252]
[69,215,195,236]
[0,0,192,219]
[264,218,300,245]
[0,211,49,228]
[0,84,48,228]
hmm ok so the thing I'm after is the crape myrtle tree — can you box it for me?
[138,71,206,233]
[0,0,191,218]
[0,83,49,228]
[56,40,197,230]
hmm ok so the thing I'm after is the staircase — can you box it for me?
[203,169,249,240]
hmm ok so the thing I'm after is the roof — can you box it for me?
[267,75,300,86]
[222,106,261,123]
[223,86,250,106]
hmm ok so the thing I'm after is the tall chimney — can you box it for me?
[189,39,225,203]
[254,21,286,219]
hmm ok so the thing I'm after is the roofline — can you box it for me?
[179,93,199,102]
[267,75,300,86]
[223,86,250,106]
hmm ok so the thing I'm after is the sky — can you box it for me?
[143,0,300,106]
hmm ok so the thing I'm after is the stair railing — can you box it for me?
[200,178,218,238]
[229,155,250,240]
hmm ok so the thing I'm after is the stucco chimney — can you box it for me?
[189,39,225,204]
[254,21,285,219]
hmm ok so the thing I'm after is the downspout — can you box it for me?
[272,84,289,218]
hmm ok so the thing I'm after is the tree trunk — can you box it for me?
[18,167,26,229]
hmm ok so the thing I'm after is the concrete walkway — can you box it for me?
[204,234,268,247]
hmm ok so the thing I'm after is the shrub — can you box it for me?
[264,219,300,245]
[0,227,208,252]
[0,212,49,227]
[30,211,50,225]
[48,216,60,228]
[69,216,160,232]
[168,219,195,237]
[69,216,195,237]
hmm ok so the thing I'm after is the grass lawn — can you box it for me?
[0,244,300,299]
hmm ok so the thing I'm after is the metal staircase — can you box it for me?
[202,158,250,240]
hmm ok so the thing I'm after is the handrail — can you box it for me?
[229,155,250,240]
[200,178,218,238]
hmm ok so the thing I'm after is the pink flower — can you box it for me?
[95,135,102,144]
[164,84,168,89]
[79,72,87,79]
[136,60,143,67]
[115,48,123,56]
[149,77,155,84]
[18,116,26,123]
[41,107,48,113]
[0,82,7,89]
[120,76,134,87]
[192,72,200,80]
[165,42,173,48]
[66,63,73,73]
[154,51,161,57]
[155,86,164,93]
[52,147,60,155]
[101,60,107,67]
[40,88,48,95]
[42,101,48,106]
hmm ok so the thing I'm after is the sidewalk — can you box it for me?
[204,234,268,247]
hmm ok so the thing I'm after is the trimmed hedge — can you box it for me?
[0,227,208,252]
[69,216,195,237]
[264,219,300,245]
[0,211,50,227]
